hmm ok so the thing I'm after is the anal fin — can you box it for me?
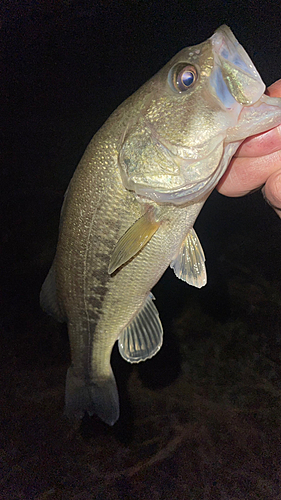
[170,228,207,288]
[118,293,163,363]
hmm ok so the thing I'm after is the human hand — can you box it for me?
[217,80,281,217]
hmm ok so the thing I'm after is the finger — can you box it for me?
[217,149,281,197]
[266,79,281,98]
[235,79,281,158]
[263,169,281,218]
[235,125,281,158]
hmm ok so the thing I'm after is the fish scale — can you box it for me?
[41,26,281,425]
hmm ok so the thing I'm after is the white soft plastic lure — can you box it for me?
[41,26,281,425]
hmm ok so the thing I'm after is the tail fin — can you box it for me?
[64,366,120,426]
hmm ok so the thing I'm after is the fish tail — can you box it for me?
[64,366,119,426]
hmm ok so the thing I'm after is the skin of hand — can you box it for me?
[217,79,281,217]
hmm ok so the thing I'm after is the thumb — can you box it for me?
[262,170,281,218]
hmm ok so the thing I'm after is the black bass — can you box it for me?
[41,26,281,425]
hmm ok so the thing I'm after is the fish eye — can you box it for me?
[169,63,198,92]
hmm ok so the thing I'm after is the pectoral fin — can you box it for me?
[108,210,160,274]
[118,293,163,363]
[170,228,207,288]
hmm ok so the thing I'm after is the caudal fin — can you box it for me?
[64,366,120,426]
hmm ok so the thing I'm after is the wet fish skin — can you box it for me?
[41,26,281,425]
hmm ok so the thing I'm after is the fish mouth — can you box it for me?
[210,25,265,107]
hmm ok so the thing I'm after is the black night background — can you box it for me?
[1,1,281,498]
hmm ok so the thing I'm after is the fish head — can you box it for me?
[119,25,281,205]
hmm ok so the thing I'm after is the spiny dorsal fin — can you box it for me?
[118,293,163,363]
[170,228,207,288]
[108,210,160,274]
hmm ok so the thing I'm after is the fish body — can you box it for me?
[41,26,281,425]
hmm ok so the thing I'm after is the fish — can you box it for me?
[41,25,281,425]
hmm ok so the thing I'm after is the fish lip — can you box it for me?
[210,25,265,106]
[211,25,255,75]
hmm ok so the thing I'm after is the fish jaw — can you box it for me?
[210,28,281,147]
[210,25,265,107]
[226,94,281,143]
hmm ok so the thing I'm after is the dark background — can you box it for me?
[1,1,281,499]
